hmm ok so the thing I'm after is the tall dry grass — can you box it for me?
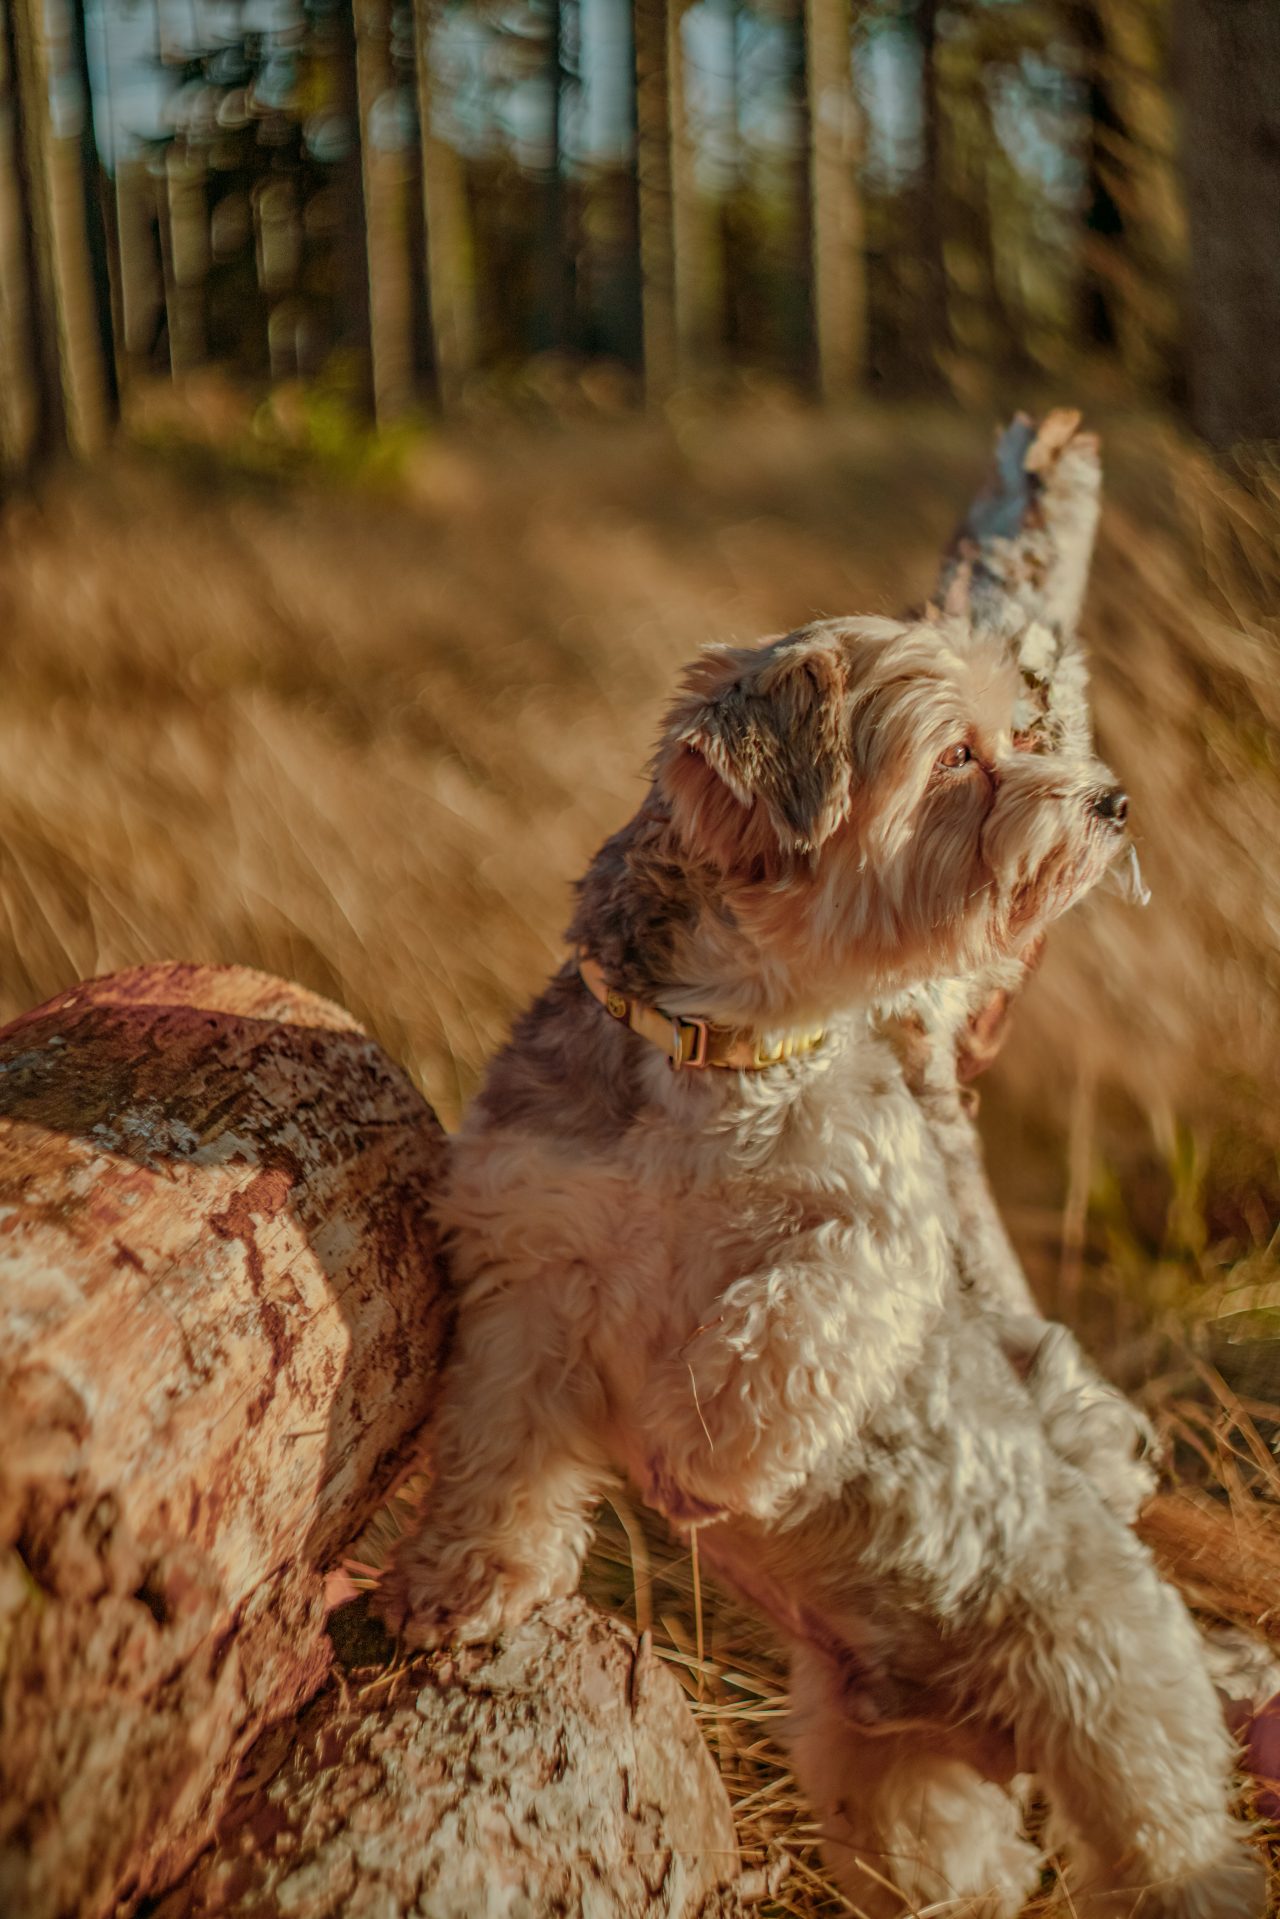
[3,406,1276,1148]
[2,399,1277,1911]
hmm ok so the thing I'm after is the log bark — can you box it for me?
[151,1598,741,1919]
[0,963,450,1919]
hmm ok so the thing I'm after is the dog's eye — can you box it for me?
[936,742,972,770]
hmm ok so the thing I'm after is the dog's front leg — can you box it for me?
[923,1080,1158,1522]
[1007,1316,1158,1523]
[380,1283,611,1648]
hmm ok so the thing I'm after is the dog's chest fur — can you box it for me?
[437,972,958,1492]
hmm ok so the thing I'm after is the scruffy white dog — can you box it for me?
[382,607,1263,1916]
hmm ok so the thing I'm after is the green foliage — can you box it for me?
[129,361,428,492]
[1088,1122,1280,1348]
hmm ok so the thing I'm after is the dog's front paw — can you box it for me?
[1199,1621,1280,1721]
[1049,1389,1158,1524]
[1021,1323,1159,1523]
[376,1547,557,1650]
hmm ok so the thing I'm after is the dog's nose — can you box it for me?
[1090,786,1129,827]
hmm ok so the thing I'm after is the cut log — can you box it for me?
[151,1597,742,1919]
[0,963,450,1919]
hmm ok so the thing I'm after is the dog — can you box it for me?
[381,609,1263,1916]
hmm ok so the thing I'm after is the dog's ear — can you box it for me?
[657,635,851,873]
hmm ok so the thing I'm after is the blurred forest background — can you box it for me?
[1,0,1278,454]
[2,1,1279,1903]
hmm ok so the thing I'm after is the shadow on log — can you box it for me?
[0,964,450,1919]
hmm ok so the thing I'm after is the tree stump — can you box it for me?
[152,1598,741,1919]
[0,964,450,1919]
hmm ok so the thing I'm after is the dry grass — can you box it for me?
[3,396,1278,1911]
[3,402,1277,1156]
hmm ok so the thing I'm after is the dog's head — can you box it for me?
[655,615,1129,1004]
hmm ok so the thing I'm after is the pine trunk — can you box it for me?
[1176,0,1280,447]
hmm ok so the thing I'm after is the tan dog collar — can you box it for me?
[577,952,825,1072]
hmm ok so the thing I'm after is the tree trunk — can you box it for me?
[0,963,450,1919]
[0,0,41,476]
[353,0,418,423]
[413,0,478,408]
[634,0,678,400]
[668,0,725,377]
[1176,0,1280,448]
[805,0,863,400]
[150,1598,741,1919]
[9,0,114,456]
[910,0,950,386]
[1075,0,1183,396]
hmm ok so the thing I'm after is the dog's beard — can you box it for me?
[794,754,1127,999]
[980,756,1127,949]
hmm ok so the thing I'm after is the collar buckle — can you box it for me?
[669,1014,710,1070]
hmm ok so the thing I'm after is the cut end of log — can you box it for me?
[0,963,450,1919]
